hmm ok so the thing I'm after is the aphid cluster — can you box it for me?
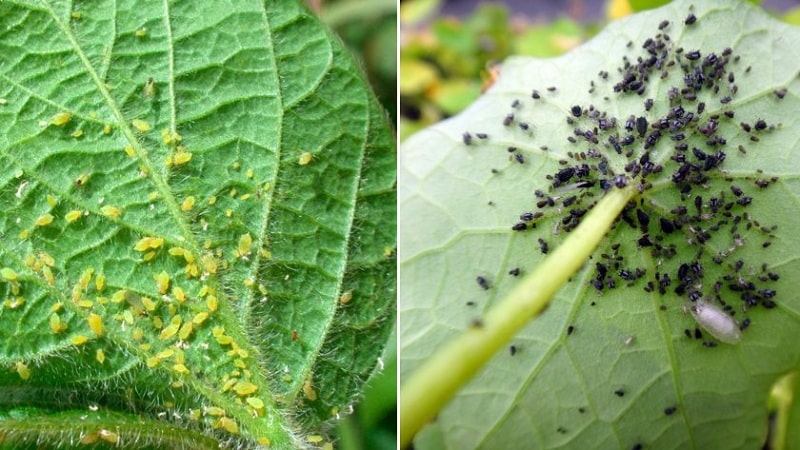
[464,9,782,345]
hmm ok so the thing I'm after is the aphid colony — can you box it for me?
[465,10,782,346]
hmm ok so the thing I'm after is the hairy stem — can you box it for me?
[399,186,636,448]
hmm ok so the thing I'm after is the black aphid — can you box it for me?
[660,217,675,234]
[519,122,529,131]
[664,406,677,416]
[515,153,525,164]
[538,238,549,254]
[645,98,654,111]
[503,113,514,126]
[755,119,767,130]
[775,88,787,99]
[685,13,696,25]
[462,132,472,145]
[567,325,574,335]
[636,117,648,137]
[614,389,625,397]
[547,86,557,92]
[686,50,701,60]
[571,105,582,117]
[659,20,669,30]
[532,90,541,99]
[509,345,517,356]
[508,268,520,276]
[476,276,490,290]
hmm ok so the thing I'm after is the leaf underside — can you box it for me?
[0,1,395,448]
[400,1,800,449]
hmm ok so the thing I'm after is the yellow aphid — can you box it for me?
[229,188,238,198]
[148,191,158,201]
[207,196,217,205]
[201,254,218,274]
[178,321,193,340]
[65,210,82,223]
[51,112,72,126]
[185,263,199,278]
[146,356,160,367]
[77,299,94,309]
[246,397,264,410]
[204,406,226,417]
[43,266,55,285]
[192,311,209,325]
[50,313,67,333]
[100,205,122,218]
[157,349,175,359]
[15,361,30,380]
[173,286,186,303]
[95,274,105,292]
[5,297,24,309]
[1,267,18,281]
[152,316,163,329]
[80,433,99,444]
[258,438,271,446]
[243,278,255,287]
[88,313,104,336]
[37,252,55,267]
[135,236,165,252]
[72,284,83,303]
[258,284,268,295]
[144,77,156,98]
[206,295,218,312]
[103,123,112,134]
[159,317,181,340]
[154,271,170,294]
[96,349,106,364]
[215,417,239,434]
[216,334,233,345]
[233,381,258,396]
[131,119,150,132]
[246,168,254,179]
[71,129,83,138]
[18,229,30,240]
[98,429,118,444]
[75,173,90,187]
[173,151,192,166]
[141,296,157,311]
[46,194,57,207]
[181,196,195,212]
[339,290,353,304]
[124,146,136,158]
[122,310,134,325]
[198,285,210,298]
[143,251,157,261]
[35,213,54,227]
[50,302,63,313]
[303,378,318,401]
[225,209,233,217]
[240,193,251,201]
[221,378,237,392]
[173,363,189,374]
[263,182,271,191]
[79,267,94,289]
[71,335,89,346]
[135,27,147,37]
[306,435,324,444]
[236,233,253,258]
[298,152,313,165]
[132,327,144,341]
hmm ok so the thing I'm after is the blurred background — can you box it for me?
[399,0,800,142]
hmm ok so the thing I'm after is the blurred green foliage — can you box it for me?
[400,0,794,142]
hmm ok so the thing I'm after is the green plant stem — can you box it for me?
[399,186,636,448]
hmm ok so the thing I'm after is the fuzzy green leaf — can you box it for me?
[0,1,395,448]
[400,1,800,448]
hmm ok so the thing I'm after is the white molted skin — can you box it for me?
[689,299,742,344]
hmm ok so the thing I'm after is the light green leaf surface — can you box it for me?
[0,1,395,448]
[400,1,800,448]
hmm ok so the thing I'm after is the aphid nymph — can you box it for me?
[688,299,741,344]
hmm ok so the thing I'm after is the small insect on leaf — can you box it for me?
[173,151,192,166]
[96,349,106,364]
[206,295,218,312]
[233,381,258,396]
[143,77,156,98]
[50,313,67,333]
[98,429,118,444]
[215,417,239,434]
[35,213,54,227]
[181,196,196,212]
[65,210,82,223]
[178,321,193,340]
[88,313,104,336]
[192,311,209,325]
[71,334,90,346]
[298,151,313,166]
[689,300,742,344]
[339,290,353,304]
[100,205,122,218]
[15,361,30,380]
[1,267,18,281]
[51,112,72,126]
[75,173,89,187]
[154,271,170,294]
[235,233,253,258]
[46,195,57,207]
[131,119,151,132]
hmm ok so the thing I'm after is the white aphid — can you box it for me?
[689,299,741,344]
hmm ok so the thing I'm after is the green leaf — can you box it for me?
[0,1,395,448]
[400,0,800,448]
